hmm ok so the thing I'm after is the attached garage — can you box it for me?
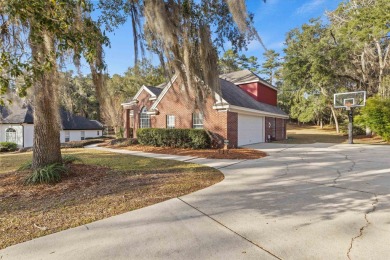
[237,114,265,146]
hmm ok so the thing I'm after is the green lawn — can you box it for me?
[0,148,223,249]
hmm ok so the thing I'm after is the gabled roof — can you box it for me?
[0,104,33,124]
[124,70,287,118]
[148,83,166,96]
[122,84,166,104]
[220,69,278,91]
[0,105,104,130]
[59,110,104,130]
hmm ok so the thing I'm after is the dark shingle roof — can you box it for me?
[219,79,288,117]
[0,105,33,124]
[60,109,103,130]
[146,86,164,96]
[0,105,103,130]
[220,69,276,89]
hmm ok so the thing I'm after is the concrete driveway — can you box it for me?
[1,143,390,260]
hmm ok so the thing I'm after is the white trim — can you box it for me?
[121,85,157,106]
[150,74,179,110]
[146,110,158,115]
[221,70,278,91]
[234,79,278,92]
[227,105,289,119]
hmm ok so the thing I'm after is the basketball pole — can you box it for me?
[348,108,353,144]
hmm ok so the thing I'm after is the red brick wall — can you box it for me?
[124,90,155,138]
[265,117,286,141]
[155,81,231,147]
[227,112,238,148]
[127,81,235,147]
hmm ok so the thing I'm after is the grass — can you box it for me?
[275,124,389,144]
[0,149,223,249]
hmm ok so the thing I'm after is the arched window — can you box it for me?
[139,107,150,128]
[5,128,17,143]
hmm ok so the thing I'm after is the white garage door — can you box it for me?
[237,114,265,146]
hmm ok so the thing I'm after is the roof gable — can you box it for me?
[220,69,278,91]
[136,71,287,117]
[122,84,166,105]
[219,79,287,117]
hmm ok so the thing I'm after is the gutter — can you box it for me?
[213,103,289,119]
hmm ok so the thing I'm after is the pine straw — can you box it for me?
[103,144,267,159]
[0,152,223,249]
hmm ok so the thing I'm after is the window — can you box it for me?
[97,130,100,136]
[65,131,70,142]
[166,115,175,129]
[5,128,17,143]
[140,107,150,128]
[192,113,204,129]
[81,131,85,140]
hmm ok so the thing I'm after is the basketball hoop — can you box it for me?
[334,91,367,145]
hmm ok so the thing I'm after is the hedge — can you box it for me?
[0,142,18,152]
[356,97,390,141]
[137,128,211,149]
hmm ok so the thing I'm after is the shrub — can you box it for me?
[356,97,390,141]
[19,161,32,171]
[137,128,211,149]
[19,155,82,172]
[340,121,366,136]
[0,142,18,152]
[25,164,67,184]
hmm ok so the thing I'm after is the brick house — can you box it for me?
[121,70,288,147]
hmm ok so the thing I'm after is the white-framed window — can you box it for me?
[81,131,85,140]
[166,115,175,129]
[192,113,204,129]
[65,131,70,142]
[140,107,150,128]
[97,130,100,136]
[5,128,17,143]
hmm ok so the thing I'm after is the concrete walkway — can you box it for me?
[1,143,390,259]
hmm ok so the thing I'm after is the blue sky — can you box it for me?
[86,0,342,76]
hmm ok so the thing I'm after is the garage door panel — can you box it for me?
[238,115,264,146]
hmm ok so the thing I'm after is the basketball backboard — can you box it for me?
[334,91,366,109]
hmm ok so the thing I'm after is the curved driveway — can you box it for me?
[1,143,390,259]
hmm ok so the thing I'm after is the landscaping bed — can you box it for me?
[0,149,223,249]
[102,142,267,159]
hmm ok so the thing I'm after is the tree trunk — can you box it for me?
[330,106,339,134]
[31,30,62,169]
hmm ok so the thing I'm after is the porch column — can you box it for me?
[124,109,130,138]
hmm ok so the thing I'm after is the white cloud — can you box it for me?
[296,0,326,15]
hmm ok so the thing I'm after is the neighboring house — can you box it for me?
[0,105,104,148]
[121,69,289,147]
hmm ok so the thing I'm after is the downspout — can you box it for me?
[21,124,24,148]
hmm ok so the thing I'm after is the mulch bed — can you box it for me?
[102,143,268,159]
[0,163,223,249]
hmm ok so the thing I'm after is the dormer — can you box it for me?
[220,69,278,106]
